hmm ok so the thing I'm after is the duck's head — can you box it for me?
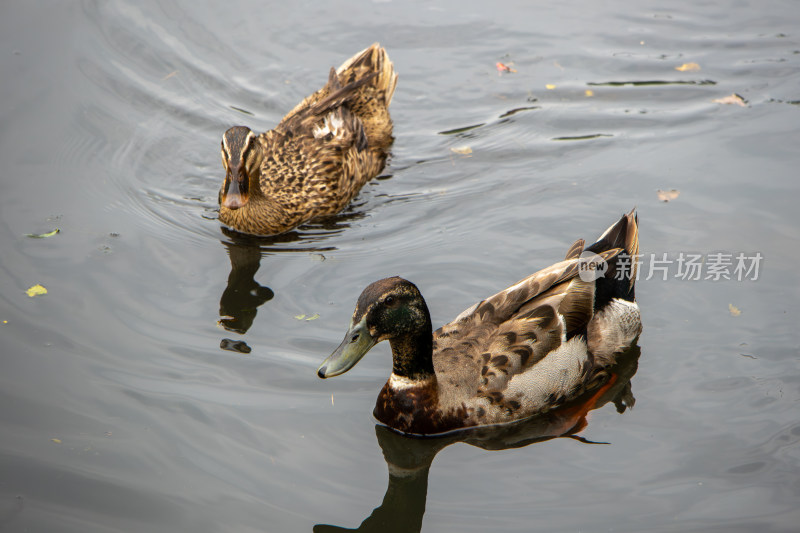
[220,126,262,210]
[317,277,432,379]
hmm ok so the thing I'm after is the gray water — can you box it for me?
[2,1,800,531]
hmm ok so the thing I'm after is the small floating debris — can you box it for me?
[26,284,47,298]
[450,146,472,155]
[51,438,62,444]
[438,123,485,136]
[496,62,516,74]
[229,105,255,116]
[25,229,59,239]
[657,189,680,202]
[728,303,742,317]
[498,106,540,118]
[552,133,612,141]
[588,80,716,87]
[220,338,252,354]
[585,89,594,97]
[675,62,701,72]
[545,84,556,90]
[295,313,320,321]
[713,93,747,107]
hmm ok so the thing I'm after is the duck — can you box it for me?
[218,43,398,235]
[317,209,642,435]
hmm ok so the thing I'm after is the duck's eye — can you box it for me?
[384,295,394,306]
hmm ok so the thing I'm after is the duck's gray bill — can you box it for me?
[317,318,376,378]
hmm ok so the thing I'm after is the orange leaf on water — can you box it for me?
[675,62,701,72]
[496,62,517,74]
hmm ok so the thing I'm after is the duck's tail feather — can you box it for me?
[585,208,639,307]
[336,42,398,107]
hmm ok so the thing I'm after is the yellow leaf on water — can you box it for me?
[713,93,746,107]
[25,228,60,239]
[51,438,61,444]
[675,62,701,72]
[331,394,334,406]
[450,146,472,155]
[585,89,594,97]
[545,84,556,90]
[657,189,680,202]
[294,314,306,320]
[729,304,742,317]
[26,284,47,297]
[305,313,320,321]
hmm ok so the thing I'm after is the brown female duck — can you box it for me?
[219,43,397,235]
[317,210,642,435]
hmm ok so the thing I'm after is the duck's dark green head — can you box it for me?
[317,277,433,379]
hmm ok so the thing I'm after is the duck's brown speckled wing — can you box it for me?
[255,44,396,226]
[432,246,622,426]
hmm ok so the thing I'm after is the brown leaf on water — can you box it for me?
[713,93,746,107]
[657,189,680,202]
[496,62,516,74]
[675,62,701,72]
[728,303,742,317]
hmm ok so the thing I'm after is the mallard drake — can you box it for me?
[317,210,642,435]
[219,43,397,235]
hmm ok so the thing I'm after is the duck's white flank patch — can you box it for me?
[388,373,433,390]
[313,112,345,139]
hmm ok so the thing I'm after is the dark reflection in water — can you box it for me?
[315,346,640,533]
[216,205,370,340]
[219,238,275,335]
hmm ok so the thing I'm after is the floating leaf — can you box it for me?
[545,84,556,90]
[25,228,60,239]
[26,284,47,297]
[294,314,306,320]
[585,89,594,97]
[162,70,178,81]
[713,93,746,107]
[51,438,61,444]
[729,303,742,317]
[305,313,320,321]
[657,189,680,202]
[675,62,701,72]
[331,394,335,406]
[450,146,472,155]
[496,62,516,73]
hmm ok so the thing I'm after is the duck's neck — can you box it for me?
[389,318,435,381]
[220,194,293,236]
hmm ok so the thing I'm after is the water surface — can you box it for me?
[1,1,799,531]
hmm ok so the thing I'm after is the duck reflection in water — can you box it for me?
[314,345,640,533]
[217,211,366,345]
